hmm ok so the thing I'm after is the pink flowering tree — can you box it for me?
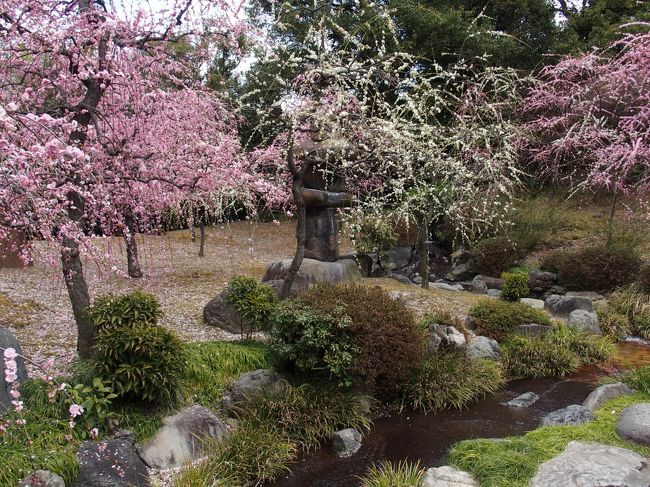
[0,0,250,358]
[522,26,650,238]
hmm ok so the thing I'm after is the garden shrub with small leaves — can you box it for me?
[501,271,529,301]
[468,299,552,340]
[472,236,520,276]
[224,275,278,336]
[89,290,163,331]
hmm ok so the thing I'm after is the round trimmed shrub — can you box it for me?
[541,244,641,291]
[468,299,552,341]
[90,290,163,331]
[472,236,519,276]
[298,283,426,399]
[96,324,184,403]
[501,271,529,301]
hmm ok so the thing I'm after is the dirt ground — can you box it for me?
[0,220,483,375]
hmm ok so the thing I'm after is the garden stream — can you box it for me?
[271,341,650,487]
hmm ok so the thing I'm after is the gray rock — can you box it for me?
[476,275,505,290]
[413,275,423,285]
[530,441,650,487]
[0,327,28,412]
[19,470,65,487]
[544,285,566,299]
[540,405,595,427]
[332,428,362,457]
[138,405,230,470]
[262,258,361,287]
[447,249,476,281]
[422,466,479,487]
[545,294,593,317]
[466,336,500,360]
[229,369,286,405]
[527,271,558,297]
[487,289,503,298]
[471,275,488,294]
[515,323,552,339]
[520,298,545,309]
[566,291,606,301]
[616,403,650,447]
[381,246,414,271]
[263,279,308,298]
[203,293,244,334]
[432,282,461,292]
[583,383,635,411]
[427,325,466,352]
[568,309,601,334]
[348,253,372,277]
[389,273,412,285]
[75,432,150,487]
[506,392,539,408]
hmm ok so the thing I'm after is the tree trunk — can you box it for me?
[607,189,618,247]
[281,139,305,299]
[124,214,143,278]
[190,221,196,242]
[199,221,206,257]
[419,217,429,289]
[61,235,95,359]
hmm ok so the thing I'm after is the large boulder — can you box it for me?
[261,258,361,287]
[19,471,65,487]
[331,428,362,458]
[203,292,243,334]
[527,271,558,298]
[466,336,500,360]
[545,294,593,317]
[519,298,545,309]
[422,466,479,487]
[530,441,650,487]
[138,405,230,470]
[75,431,150,487]
[447,249,477,281]
[615,403,650,447]
[427,324,466,352]
[476,275,505,290]
[224,369,286,409]
[567,309,601,334]
[0,327,28,411]
[471,275,488,294]
[583,383,635,411]
[540,404,595,427]
[381,246,413,271]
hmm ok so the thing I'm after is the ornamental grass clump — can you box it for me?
[500,335,580,379]
[359,460,425,487]
[398,350,505,413]
[596,306,632,341]
[608,286,650,339]
[468,299,551,341]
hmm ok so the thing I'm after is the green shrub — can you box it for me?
[501,272,529,302]
[224,275,278,337]
[96,324,185,403]
[299,284,426,399]
[398,350,505,413]
[541,244,641,291]
[360,460,425,487]
[67,377,118,433]
[596,306,632,341]
[609,287,650,339]
[544,325,614,365]
[353,215,399,259]
[89,290,163,331]
[468,300,552,341]
[500,335,581,379]
[472,236,519,276]
[639,263,650,294]
[267,300,357,386]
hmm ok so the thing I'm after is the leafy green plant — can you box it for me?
[398,350,504,413]
[89,290,163,331]
[501,271,529,301]
[299,283,426,399]
[541,244,642,291]
[96,324,185,404]
[224,275,278,337]
[472,236,519,276]
[268,300,357,386]
[67,377,117,433]
[500,335,580,379]
[360,460,425,487]
[468,299,551,341]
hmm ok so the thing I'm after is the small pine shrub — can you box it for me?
[596,306,631,341]
[267,300,357,386]
[541,244,641,291]
[468,300,551,341]
[398,350,504,413]
[639,263,650,294]
[224,275,278,336]
[472,236,519,276]
[501,272,529,302]
[500,335,581,379]
[360,460,425,487]
[96,324,184,403]
[299,284,426,399]
[90,290,163,331]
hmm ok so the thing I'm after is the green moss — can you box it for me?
[448,394,650,487]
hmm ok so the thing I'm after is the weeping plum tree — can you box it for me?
[244,0,524,294]
[522,26,650,240]
[0,0,251,358]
